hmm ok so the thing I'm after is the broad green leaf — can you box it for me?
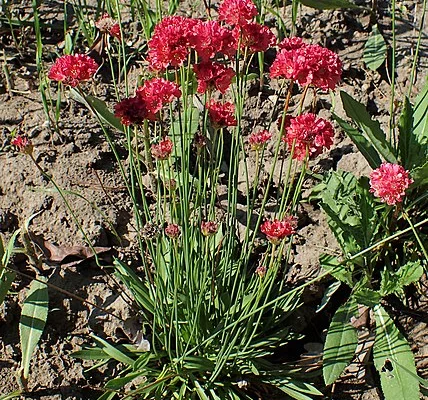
[105,370,145,390]
[320,254,353,286]
[71,347,109,360]
[323,301,358,385]
[169,107,200,158]
[363,25,387,71]
[413,79,428,149]
[340,91,398,164]
[19,278,49,381]
[0,270,16,306]
[381,261,423,296]
[333,113,382,169]
[398,98,424,169]
[411,160,428,187]
[373,305,420,400]
[316,280,341,312]
[298,0,359,9]
[353,288,381,307]
[90,334,136,366]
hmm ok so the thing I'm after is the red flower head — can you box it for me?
[260,216,297,245]
[148,16,198,71]
[201,221,219,236]
[277,114,293,134]
[95,13,121,40]
[369,163,413,206]
[151,137,173,160]
[165,223,181,239]
[190,20,236,60]
[248,130,272,151]
[270,42,342,90]
[137,78,181,120]
[284,113,334,160]
[114,96,148,126]
[233,23,275,54]
[206,100,237,130]
[48,54,98,87]
[255,265,267,278]
[193,61,235,94]
[278,37,305,51]
[11,135,33,155]
[218,0,258,26]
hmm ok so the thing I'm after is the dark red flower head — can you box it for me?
[148,16,198,71]
[233,23,275,54]
[193,61,235,94]
[151,137,173,160]
[218,0,258,26]
[165,223,181,239]
[270,41,342,90]
[137,78,181,120]
[201,221,219,236]
[260,216,297,244]
[206,100,237,130]
[114,96,148,126]
[95,13,121,40]
[48,54,98,87]
[284,113,334,160]
[369,163,413,206]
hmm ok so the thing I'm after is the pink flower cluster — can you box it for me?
[151,138,174,160]
[270,37,342,90]
[48,54,98,87]
[206,100,237,130]
[369,163,413,205]
[201,221,219,236]
[114,78,181,125]
[193,61,235,94]
[283,113,334,160]
[248,130,272,151]
[260,216,297,245]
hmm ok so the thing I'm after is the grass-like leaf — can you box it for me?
[373,305,420,400]
[19,278,49,382]
[340,91,397,164]
[413,79,428,148]
[363,25,387,71]
[323,300,358,385]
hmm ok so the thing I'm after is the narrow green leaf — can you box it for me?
[19,278,49,380]
[86,95,125,133]
[0,390,22,400]
[333,113,382,169]
[105,370,144,390]
[323,301,358,385]
[71,347,109,360]
[363,25,387,71]
[373,305,420,400]
[398,98,421,169]
[298,0,359,9]
[411,160,428,187]
[90,334,136,366]
[316,280,341,313]
[340,91,397,164]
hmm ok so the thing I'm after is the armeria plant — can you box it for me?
[9,0,353,398]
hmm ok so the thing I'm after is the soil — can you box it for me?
[0,0,427,399]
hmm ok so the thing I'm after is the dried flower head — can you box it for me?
[369,163,413,206]
[194,134,207,150]
[284,113,334,160]
[255,265,267,278]
[137,78,181,120]
[164,178,177,191]
[193,61,235,94]
[270,41,342,90]
[95,13,121,40]
[218,0,258,26]
[201,221,219,236]
[165,223,181,239]
[190,20,236,60]
[233,23,275,54]
[151,137,173,160]
[206,100,237,130]
[48,54,98,87]
[147,16,198,71]
[11,135,33,155]
[260,216,297,245]
[248,130,272,151]
[114,96,148,126]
